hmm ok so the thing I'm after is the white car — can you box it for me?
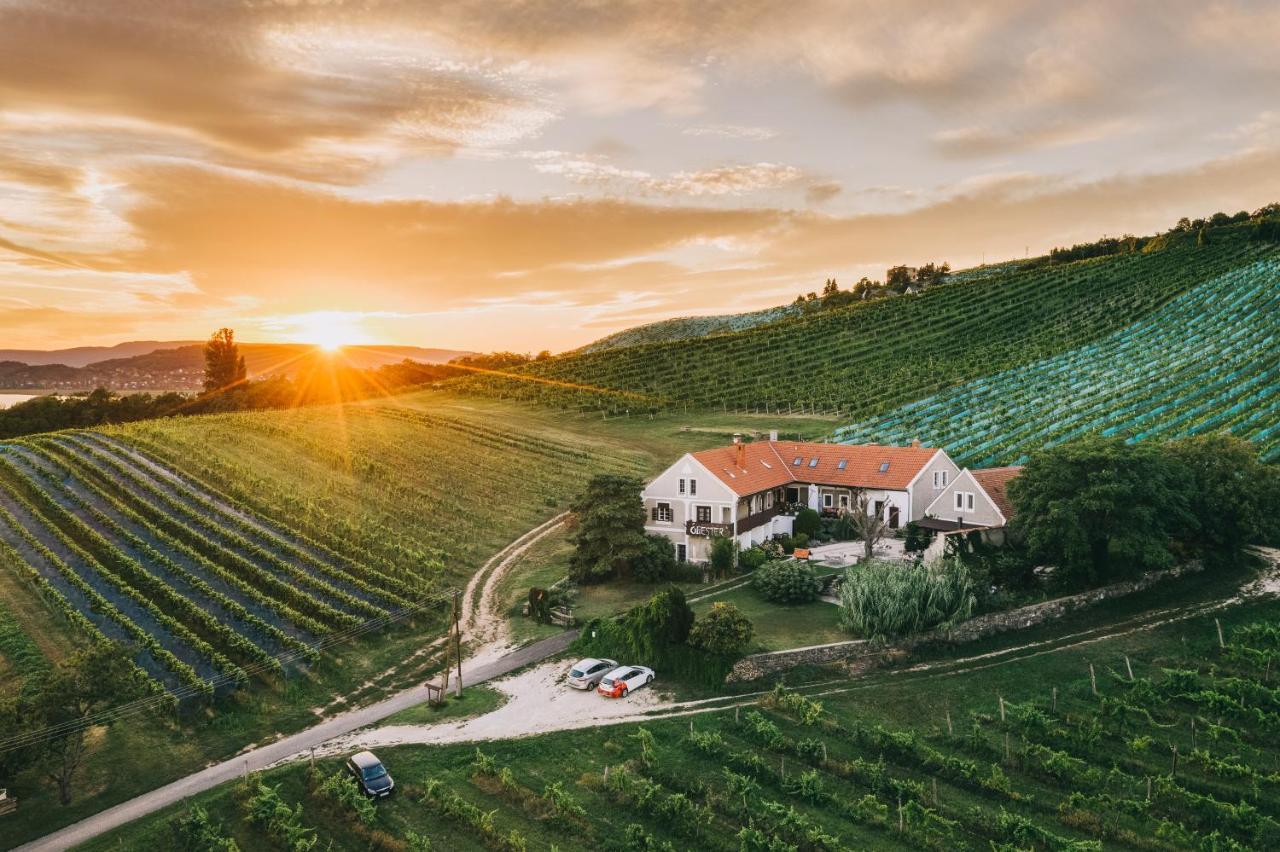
[597,665,655,698]
[566,657,617,690]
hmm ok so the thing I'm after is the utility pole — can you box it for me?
[453,589,464,697]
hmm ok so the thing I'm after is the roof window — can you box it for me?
[878,461,891,473]
[793,456,802,465]
[837,459,848,470]
[807,458,819,468]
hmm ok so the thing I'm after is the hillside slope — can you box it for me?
[455,224,1278,418]
[837,258,1280,464]
[578,303,801,353]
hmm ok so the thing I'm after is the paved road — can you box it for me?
[17,631,578,852]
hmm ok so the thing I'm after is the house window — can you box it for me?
[653,503,673,523]
[766,492,774,508]
[933,470,948,488]
[837,459,848,470]
[690,478,697,496]
[954,492,975,512]
[823,493,833,508]
[808,458,819,468]
[878,461,891,473]
[954,492,964,511]
[696,505,712,523]
[839,494,849,510]
[678,478,686,494]
[966,492,975,511]
[786,487,799,503]
[792,456,803,466]
[677,544,686,562]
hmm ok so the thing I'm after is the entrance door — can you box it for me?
[677,544,687,562]
[888,505,900,529]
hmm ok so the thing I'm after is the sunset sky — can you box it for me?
[4,1,1280,352]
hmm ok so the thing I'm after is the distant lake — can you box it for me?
[0,393,37,409]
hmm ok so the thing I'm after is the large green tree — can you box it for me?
[24,643,149,804]
[568,474,647,583]
[1008,436,1192,587]
[1164,434,1269,565]
[203,327,247,392]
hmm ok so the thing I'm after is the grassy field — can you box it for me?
[80,561,1279,851]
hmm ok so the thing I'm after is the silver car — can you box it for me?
[566,657,617,690]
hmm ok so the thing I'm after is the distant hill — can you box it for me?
[0,340,197,367]
[0,343,473,391]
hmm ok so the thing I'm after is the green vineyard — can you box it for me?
[837,259,1280,465]
[453,223,1279,419]
[0,398,647,699]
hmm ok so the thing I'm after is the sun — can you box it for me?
[291,311,367,352]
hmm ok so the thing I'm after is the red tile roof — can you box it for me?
[690,440,941,496]
[970,466,1022,520]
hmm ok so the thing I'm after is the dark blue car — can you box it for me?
[346,750,395,798]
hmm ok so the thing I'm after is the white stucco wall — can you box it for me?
[642,454,737,562]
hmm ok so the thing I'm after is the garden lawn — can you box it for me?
[692,582,847,652]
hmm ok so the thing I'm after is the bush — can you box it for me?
[793,533,809,549]
[738,546,768,572]
[838,559,976,643]
[688,603,754,656]
[708,534,737,578]
[632,534,677,583]
[752,560,822,604]
[170,804,240,851]
[793,508,822,538]
[903,521,934,555]
[831,514,857,541]
[573,588,741,686]
[314,768,377,827]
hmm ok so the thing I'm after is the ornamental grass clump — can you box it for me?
[838,559,975,643]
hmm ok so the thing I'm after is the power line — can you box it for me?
[0,588,458,754]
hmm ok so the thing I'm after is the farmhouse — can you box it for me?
[641,434,959,562]
[920,465,1023,547]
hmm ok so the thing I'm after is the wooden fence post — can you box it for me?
[1089,664,1098,696]
[1216,618,1225,649]
[1125,655,1134,681]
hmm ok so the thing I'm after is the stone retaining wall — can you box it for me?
[726,562,1200,682]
